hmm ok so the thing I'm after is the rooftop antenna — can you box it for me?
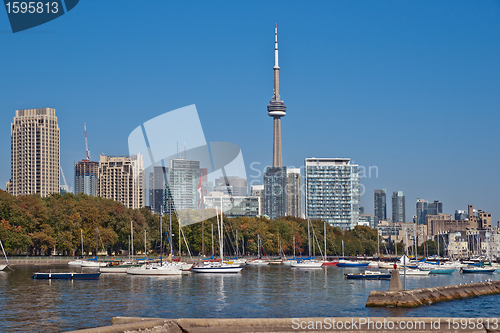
[184,141,186,159]
[84,123,90,160]
[177,141,178,159]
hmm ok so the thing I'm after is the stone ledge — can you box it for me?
[66,317,500,333]
[366,281,500,307]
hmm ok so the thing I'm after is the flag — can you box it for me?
[197,174,203,206]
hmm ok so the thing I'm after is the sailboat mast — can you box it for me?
[211,223,214,256]
[308,220,311,258]
[169,197,173,255]
[81,229,83,256]
[324,222,327,261]
[160,212,163,265]
[131,221,134,261]
[293,236,295,258]
[144,228,147,258]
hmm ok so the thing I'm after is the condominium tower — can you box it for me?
[98,154,144,209]
[8,108,60,197]
[286,168,302,218]
[75,160,99,196]
[374,189,387,222]
[305,158,360,230]
[168,158,200,211]
[392,191,405,223]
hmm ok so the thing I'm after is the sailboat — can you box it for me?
[291,220,323,268]
[320,222,337,266]
[336,240,369,267]
[127,214,182,276]
[0,238,9,271]
[192,205,243,273]
[81,227,108,267]
[281,236,298,266]
[247,234,270,266]
[68,229,85,266]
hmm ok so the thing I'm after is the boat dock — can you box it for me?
[366,280,500,308]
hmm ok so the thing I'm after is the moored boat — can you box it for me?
[191,262,243,273]
[345,270,391,280]
[291,260,323,268]
[462,266,496,274]
[126,263,182,276]
[337,260,369,267]
[32,272,101,280]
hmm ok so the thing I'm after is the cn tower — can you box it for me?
[267,23,286,168]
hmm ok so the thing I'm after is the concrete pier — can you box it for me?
[366,280,500,308]
[65,316,500,332]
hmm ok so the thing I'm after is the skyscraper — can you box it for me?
[8,108,60,197]
[98,154,144,209]
[149,166,167,213]
[214,176,247,197]
[267,24,286,168]
[392,191,405,223]
[305,158,360,230]
[416,199,428,225]
[264,166,287,220]
[374,189,387,222]
[75,160,99,196]
[286,168,302,218]
[250,184,265,216]
[168,158,200,211]
[427,200,443,216]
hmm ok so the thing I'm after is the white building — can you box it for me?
[305,158,360,229]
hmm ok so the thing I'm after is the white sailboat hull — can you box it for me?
[291,261,323,268]
[192,263,243,273]
[0,265,7,271]
[127,264,182,276]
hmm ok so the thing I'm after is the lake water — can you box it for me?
[1,264,499,332]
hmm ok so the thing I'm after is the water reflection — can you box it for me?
[0,265,500,332]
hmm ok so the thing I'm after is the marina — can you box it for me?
[2,262,500,332]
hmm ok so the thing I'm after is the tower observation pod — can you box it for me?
[267,23,286,168]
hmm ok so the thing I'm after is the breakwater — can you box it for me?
[366,280,500,307]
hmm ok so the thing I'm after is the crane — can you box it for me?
[60,166,69,193]
[84,123,90,160]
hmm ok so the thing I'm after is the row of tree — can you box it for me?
[0,190,440,258]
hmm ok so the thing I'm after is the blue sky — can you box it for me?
[0,1,499,222]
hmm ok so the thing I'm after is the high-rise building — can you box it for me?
[416,199,428,225]
[75,160,99,196]
[168,158,200,211]
[455,210,468,221]
[214,176,247,197]
[264,166,287,220]
[267,24,286,168]
[392,191,405,223]
[98,154,144,209]
[374,189,386,222]
[250,185,265,216]
[427,200,443,216]
[149,166,167,213]
[305,158,360,230]
[286,168,302,218]
[8,108,60,197]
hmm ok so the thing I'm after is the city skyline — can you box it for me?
[1,2,499,223]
